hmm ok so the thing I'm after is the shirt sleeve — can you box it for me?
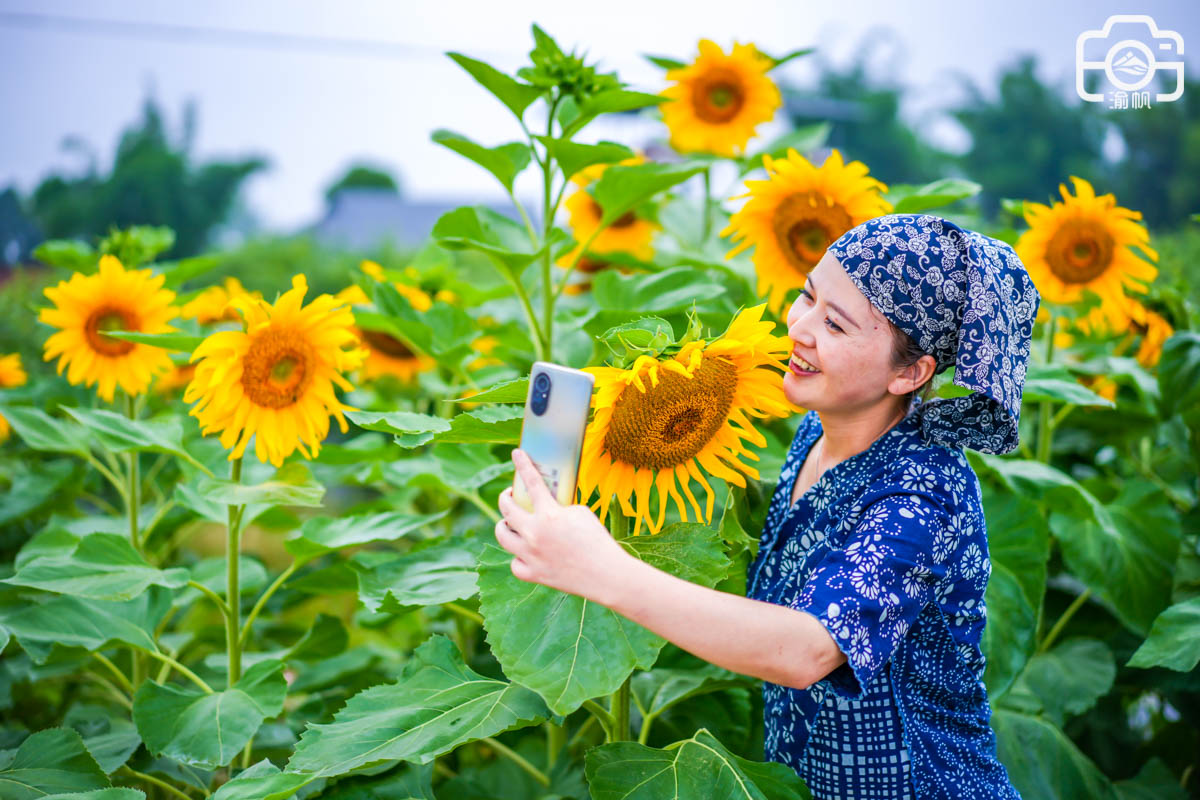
[790,485,954,699]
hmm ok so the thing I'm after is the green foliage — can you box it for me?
[27,99,265,258]
[323,163,401,203]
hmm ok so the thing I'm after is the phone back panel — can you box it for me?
[512,362,595,512]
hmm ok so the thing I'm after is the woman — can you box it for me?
[495,214,1039,798]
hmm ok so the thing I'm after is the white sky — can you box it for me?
[2,0,1197,231]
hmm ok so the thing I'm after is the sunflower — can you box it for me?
[578,304,800,535]
[184,274,365,467]
[0,353,28,442]
[154,362,197,396]
[180,277,261,323]
[40,255,177,402]
[466,335,504,371]
[1016,177,1157,332]
[722,149,892,315]
[661,40,780,157]
[355,326,435,384]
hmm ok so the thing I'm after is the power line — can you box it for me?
[0,10,507,61]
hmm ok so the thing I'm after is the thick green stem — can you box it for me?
[540,95,560,360]
[545,721,564,769]
[443,601,485,626]
[124,394,141,552]
[610,674,632,742]
[1035,312,1058,463]
[91,651,134,695]
[143,650,214,694]
[187,580,231,616]
[239,561,297,646]
[482,736,551,788]
[1039,588,1092,653]
[226,457,244,687]
[552,225,603,302]
[582,698,616,740]
[701,167,712,245]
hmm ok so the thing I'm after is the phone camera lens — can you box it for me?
[534,373,550,392]
[531,372,551,415]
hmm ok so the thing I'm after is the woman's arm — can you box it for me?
[495,449,846,691]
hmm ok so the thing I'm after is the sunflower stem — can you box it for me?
[541,94,561,361]
[1035,312,1058,463]
[610,673,632,742]
[1039,588,1092,653]
[240,561,297,647]
[553,225,604,303]
[701,167,712,246]
[226,456,245,688]
[482,736,551,788]
[123,394,141,553]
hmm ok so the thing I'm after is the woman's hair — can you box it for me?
[887,320,936,411]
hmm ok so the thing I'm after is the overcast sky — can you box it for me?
[3,0,1197,231]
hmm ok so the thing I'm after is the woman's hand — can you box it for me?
[495,449,632,605]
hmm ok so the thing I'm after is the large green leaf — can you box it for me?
[590,161,708,229]
[631,663,750,725]
[0,405,90,456]
[1127,595,1200,671]
[432,206,549,274]
[535,137,633,183]
[43,790,145,800]
[61,407,211,475]
[970,471,1049,699]
[287,635,548,777]
[134,659,287,769]
[1011,638,1115,725]
[436,405,523,445]
[993,710,1118,800]
[195,462,325,509]
[34,238,95,271]
[346,410,451,449]
[431,130,530,193]
[0,459,76,526]
[285,510,449,564]
[889,178,982,214]
[477,522,728,715]
[0,727,110,799]
[4,533,188,601]
[102,330,206,352]
[449,377,528,404]
[585,728,811,800]
[1022,365,1114,407]
[65,705,142,774]
[1157,332,1200,421]
[592,267,727,314]
[1114,758,1189,800]
[383,443,512,494]
[446,53,543,121]
[354,536,485,612]
[974,455,1176,634]
[210,760,315,800]
[561,90,666,138]
[0,590,168,657]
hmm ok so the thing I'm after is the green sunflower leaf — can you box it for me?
[60,407,213,476]
[3,533,189,601]
[211,760,316,800]
[0,589,169,658]
[287,635,548,777]
[100,330,206,353]
[0,727,110,800]
[134,659,287,770]
[432,206,565,276]
[535,137,634,183]
[1157,332,1200,422]
[590,161,708,229]
[585,728,811,800]
[195,462,325,509]
[449,377,528,404]
[993,711,1118,800]
[435,405,524,445]
[33,238,96,272]
[764,47,814,70]
[889,178,982,214]
[644,54,685,71]
[478,522,728,715]
[43,790,145,800]
[431,130,531,194]
[354,535,485,612]
[157,253,224,288]
[1127,596,1200,672]
[446,53,544,121]
[0,405,91,457]
[285,510,449,563]
[1010,638,1116,725]
[592,266,727,313]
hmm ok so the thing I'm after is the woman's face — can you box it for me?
[782,251,919,414]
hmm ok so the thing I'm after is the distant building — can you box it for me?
[308,188,526,251]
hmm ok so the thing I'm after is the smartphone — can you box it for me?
[512,361,595,512]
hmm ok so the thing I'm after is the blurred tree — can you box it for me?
[951,56,1107,216]
[27,99,266,258]
[784,38,948,185]
[324,163,402,204]
[1108,77,1200,228]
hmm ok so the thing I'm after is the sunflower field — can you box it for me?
[2,25,1199,800]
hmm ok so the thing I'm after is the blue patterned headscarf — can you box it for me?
[827,214,1040,454]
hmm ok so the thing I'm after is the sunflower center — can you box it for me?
[773,193,854,272]
[360,328,415,359]
[604,357,737,470]
[1046,220,1115,284]
[241,328,313,408]
[692,69,745,123]
[588,198,637,229]
[84,307,138,357]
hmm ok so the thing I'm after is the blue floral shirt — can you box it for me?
[747,407,1019,800]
